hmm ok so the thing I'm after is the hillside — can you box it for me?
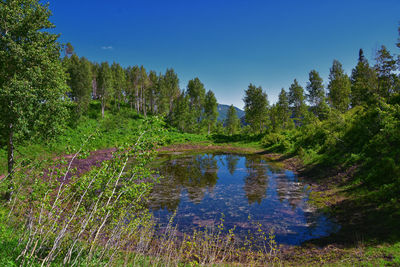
[217,104,245,122]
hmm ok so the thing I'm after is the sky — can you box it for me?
[48,0,400,109]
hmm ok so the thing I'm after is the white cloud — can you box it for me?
[101,46,113,50]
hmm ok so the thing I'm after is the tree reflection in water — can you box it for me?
[225,154,239,175]
[149,154,218,211]
[148,153,339,245]
[243,156,269,204]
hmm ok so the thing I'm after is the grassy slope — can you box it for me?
[0,104,209,175]
[261,104,400,266]
[1,103,399,265]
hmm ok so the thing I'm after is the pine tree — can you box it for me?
[225,105,241,135]
[374,45,397,98]
[243,84,269,133]
[351,49,378,106]
[327,60,351,112]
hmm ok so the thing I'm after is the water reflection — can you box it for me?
[149,153,338,245]
[244,156,269,204]
[225,154,239,175]
[149,154,218,211]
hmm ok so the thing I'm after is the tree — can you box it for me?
[138,65,148,116]
[374,45,397,98]
[327,60,351,112]
[64,42,74,58]
[64,54,92,118]
[147,70,159,114]
[160,68,180,114]
[288,79,307,122]
[126,65,140,111]
[90,62,100,100]
[225,105,241,135]
[243,84,269,133]
[168,90,190,132]
[187,77,206,125]
[97,62,113,118]
[203,90,218,135]
[306,70,329,118]
[111,62,125,111]
[351,49,378,106]
[276,88,292,129]
[0,0,69,175]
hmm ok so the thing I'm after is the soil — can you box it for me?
[51,148,116,181]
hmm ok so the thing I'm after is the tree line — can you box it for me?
[63,44,220,134]
[242,46,400,133]
[0,0,225,175]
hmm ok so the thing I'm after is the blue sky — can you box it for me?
[48,0,400,108]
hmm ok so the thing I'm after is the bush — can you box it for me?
[261,132,291,152]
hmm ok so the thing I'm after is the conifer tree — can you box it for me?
[374,45,398,98]
[351,49,378,106]
[327,60,351,112]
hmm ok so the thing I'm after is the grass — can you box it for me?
[0,104,264,175]
[1,103,400,265]
[0,207,21,267]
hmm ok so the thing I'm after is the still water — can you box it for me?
[149,153,338,245]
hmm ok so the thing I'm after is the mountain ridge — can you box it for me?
[217,104,245,122]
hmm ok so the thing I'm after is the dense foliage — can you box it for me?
[0,0,69,174]
[1,0,400,265]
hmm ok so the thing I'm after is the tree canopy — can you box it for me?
[0,0,69,174]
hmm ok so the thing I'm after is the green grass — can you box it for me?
[0,104,265,174]
[0,208,21,267]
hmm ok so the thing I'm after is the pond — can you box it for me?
[148,153,339,245]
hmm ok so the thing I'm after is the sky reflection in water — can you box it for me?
[149,153,338,245]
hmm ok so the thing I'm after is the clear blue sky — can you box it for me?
[48,0,400,108]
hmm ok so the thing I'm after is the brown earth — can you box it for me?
[49,148,116,182]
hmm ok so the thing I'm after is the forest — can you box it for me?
[1,0,400,266]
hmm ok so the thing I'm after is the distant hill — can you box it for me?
[217,104,245,123]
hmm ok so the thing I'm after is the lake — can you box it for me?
[149,153,338,245]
